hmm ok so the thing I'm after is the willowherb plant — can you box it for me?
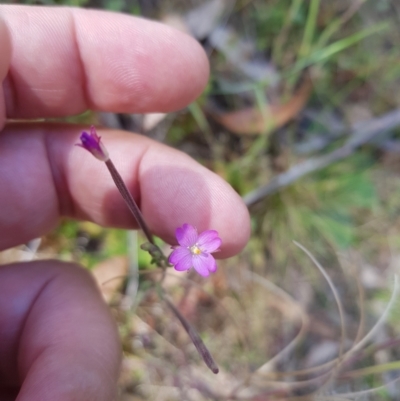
[78,127,400,396]
[77,126,220,373]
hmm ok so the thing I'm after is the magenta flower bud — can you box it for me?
[77,126,109,162]
[169,224,222,277]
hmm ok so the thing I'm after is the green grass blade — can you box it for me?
[188,101,210,134]
[273,0,304,62]
[298,0,321,57]
[290,21,389,74]
[344,361,400,378]
[316,0,367,48]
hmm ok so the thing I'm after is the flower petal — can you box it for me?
[197,230,222,253]
[176,224,198,247]
[169,246,191,265]
[77,126,109,161]
[208,255,217,273]
[192,253,217,277]
[174,253,193,272]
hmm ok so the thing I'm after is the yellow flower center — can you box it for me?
[190,245,202,255]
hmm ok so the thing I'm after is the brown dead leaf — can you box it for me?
[91,256,128,303]
[209,76,313,135]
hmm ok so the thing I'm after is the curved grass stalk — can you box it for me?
[247,270,310,374]
[230,251,351,398]
[323,274,399,397]
[251,369,334,392]
[341,338,400,372]
[335,374,400,399]
[294,243,400,396]
[292,242,348,397]
[225,270,310,399]
[341,360,400,379]
[237,245,372,398]
[293,241,346,362]
[350,265,366,346]
[238,374,349,401]
[232,272,399,399]
[336,252,366,347]
[340,274,398,360]
[262,258,366,380]
[222,253,376,383]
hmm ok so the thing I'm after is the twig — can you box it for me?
[243,109,400,206]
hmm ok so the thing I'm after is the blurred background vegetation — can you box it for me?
[4,0,400,399]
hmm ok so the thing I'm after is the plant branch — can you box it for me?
[243,108,400,206]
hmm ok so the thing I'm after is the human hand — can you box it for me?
[0,6,250,401]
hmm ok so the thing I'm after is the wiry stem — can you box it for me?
[294,241,346,360]
[105,159,154,245]
[163,295,219,374]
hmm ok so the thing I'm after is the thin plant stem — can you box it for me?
[105,159,154,245]
[162,292,219,374]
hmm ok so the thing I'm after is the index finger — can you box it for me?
[0,6,209,122]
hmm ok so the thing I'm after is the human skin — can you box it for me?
[0,6,250,401]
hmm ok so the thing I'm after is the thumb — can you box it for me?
[0,15,12,130]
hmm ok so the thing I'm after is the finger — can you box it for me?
[0,5,209,121]
[0,123,250,258]
[0,260,121,401]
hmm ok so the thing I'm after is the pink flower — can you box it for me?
[169,224,222,277]
[77,126,109,162]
